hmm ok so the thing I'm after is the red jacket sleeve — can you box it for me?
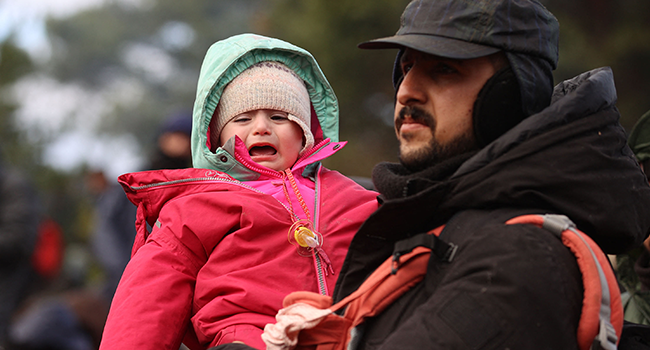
[99,198,214,350]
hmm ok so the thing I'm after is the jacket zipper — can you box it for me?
[314,253,326,295]
[128,176,296,216]
[234,143,334,295]
[129,176,240,190]
[311,163,332,295]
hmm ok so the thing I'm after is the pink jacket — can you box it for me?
[99,140,378,350]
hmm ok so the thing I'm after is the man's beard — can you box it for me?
[397,106,478,172]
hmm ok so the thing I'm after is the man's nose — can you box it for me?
[396,68,427,107]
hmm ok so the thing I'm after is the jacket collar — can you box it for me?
[212,136,345,182]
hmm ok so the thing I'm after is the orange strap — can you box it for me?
[287,214,621,350]
[506,214,622,350]
[287,225,446,349]
[334,226,445,322]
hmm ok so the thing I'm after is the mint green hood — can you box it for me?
[191,33,339,175]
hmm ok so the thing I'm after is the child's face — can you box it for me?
[220,109,304,171]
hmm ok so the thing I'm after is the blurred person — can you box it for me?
[9,289,109,350]
[85,169,137,302]
[99,34,378,350]
[2,113,196,349]
[31,218,64,283]
[87,112,193,302]
[149,111,193,170]
[6,174,112,350]
[0,156,42,348]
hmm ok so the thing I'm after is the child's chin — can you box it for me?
[254,160,279,171]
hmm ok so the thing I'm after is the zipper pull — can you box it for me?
[315,247,334,276]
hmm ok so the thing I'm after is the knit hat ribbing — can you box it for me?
[212,61,314,153]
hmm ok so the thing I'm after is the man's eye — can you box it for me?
[435,63,457,74]
[401,63,413,74]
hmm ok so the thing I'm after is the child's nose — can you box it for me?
[252,117,272,135]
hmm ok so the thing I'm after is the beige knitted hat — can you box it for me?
[211,61,314,153]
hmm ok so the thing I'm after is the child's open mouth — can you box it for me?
[249,145,277,157]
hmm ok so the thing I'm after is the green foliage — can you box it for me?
[543,0,650,130]
[0,41,90,244]
[0,41,33,84]
[43,0,264,154]
[0,41,38,168]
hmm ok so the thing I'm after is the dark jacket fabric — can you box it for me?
[331,67,650,349]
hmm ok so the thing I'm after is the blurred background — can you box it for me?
[0,0,649,347]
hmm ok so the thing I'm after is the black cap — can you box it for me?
[359,0,559,118]
[359,0,558,67]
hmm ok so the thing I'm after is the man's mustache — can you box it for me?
[397,106,434,129]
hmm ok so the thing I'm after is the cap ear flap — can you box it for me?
[473,66,526,147]
[393,49,405,90]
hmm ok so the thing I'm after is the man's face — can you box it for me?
[394,48,498,171]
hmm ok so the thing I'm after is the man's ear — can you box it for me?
[472,66,525,147]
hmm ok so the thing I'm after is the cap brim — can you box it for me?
[358,34,500,60]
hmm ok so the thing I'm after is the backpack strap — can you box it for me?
[391,225,457,274]
[506,214,623,350]
[332,224,447,321]
[265,213,623,350]
[262,224,448,350]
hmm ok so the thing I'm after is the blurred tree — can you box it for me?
[0,39,92,251]
[44,0,263,161]
[542,0,650,129]
[0,40,38,169]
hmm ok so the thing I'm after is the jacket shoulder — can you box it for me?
[357,209,583,349]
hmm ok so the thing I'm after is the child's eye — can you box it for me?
[233,116,251,123]
[271,114,289,121]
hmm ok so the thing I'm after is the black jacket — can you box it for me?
[332,67,650,349]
